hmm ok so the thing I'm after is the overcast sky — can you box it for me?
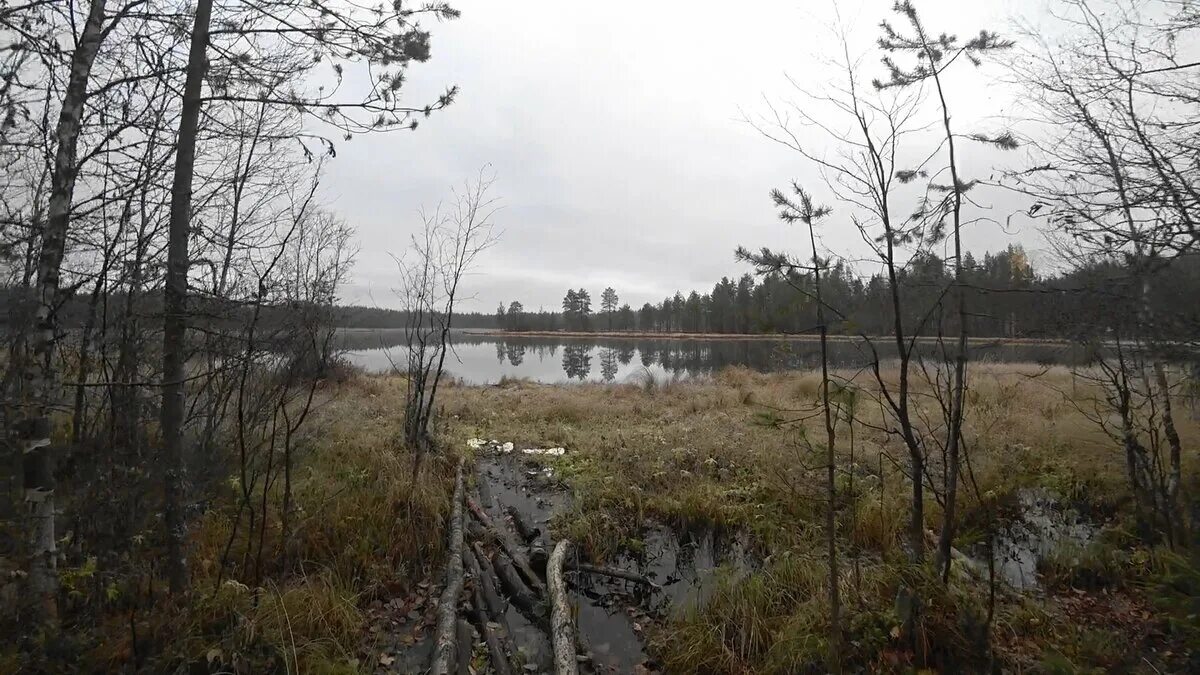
[324,0,1051,313]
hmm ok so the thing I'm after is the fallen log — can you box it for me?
[568,562,661,589]
[548,540,579,675]
[505,505,541,543]
[430,459,466,675]
[455,620,473,675]
[469,541,507,621]
[467,496,546,595]
[490,548,540,617]
[465,545,515,675]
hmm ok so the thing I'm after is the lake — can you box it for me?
[338,329,1089,385]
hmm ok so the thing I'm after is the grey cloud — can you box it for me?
[326,0,1046,313]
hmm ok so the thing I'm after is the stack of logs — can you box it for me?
[428,458,656,675]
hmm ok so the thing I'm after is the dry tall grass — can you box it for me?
[83,375,459,673]
[437,362,1199,672]
[440,363,1189,554]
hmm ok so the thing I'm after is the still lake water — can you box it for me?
[338,329,1087,385]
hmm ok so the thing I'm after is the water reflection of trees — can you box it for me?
[562,344,592,380]
[505,343,525,366]
[640,349,656,367]
[615,345,635,366]
[599,348,618,382]
[408,331,1092,382]
[487,337,960,380]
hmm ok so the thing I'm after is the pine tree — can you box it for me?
[507,300,524,331]
[562,289,579,330]
[576,288,592,330]
[601,287,618,329]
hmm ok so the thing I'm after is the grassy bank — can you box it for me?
[438,364,1200,672]
[442,364,1147,553]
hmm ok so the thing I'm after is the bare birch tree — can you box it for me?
[1011,0,1198,544]
[394,169,498,470]
[14,0,114,622]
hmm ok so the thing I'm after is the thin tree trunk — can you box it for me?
[22,0,110,622]
[931,65,968,584]
[881,224,923,562]
[71,279,102,444]
[161,0,214,594]
[807,210,840,670]
[1153,361,1183,544]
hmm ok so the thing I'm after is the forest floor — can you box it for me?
[19,363,1199,673]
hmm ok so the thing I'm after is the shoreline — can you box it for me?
[461,329,1077,345]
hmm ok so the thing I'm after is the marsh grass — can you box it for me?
[442,362,1174,555]
[438,362,1199,672]
[634,366,690,395]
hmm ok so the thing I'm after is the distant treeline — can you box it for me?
[495,246,1200,340]
[0,290,502,334]
[12,246,1196,340]
[0,288,343,348]
[337,305,500,330]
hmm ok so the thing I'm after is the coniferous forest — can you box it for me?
[487,248,1200,340]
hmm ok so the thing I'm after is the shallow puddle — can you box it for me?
[975,487,1098,590]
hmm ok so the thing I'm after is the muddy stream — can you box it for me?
[377,445,1096,674]
[471,441,753,673]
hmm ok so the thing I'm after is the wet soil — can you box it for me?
[373,441,759,674]
[473,444,756,673]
